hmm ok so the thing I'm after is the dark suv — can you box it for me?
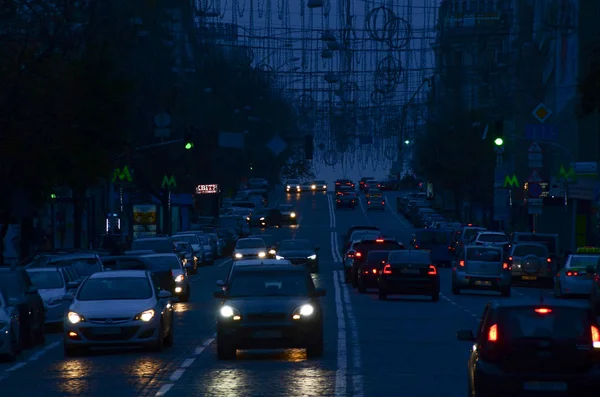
[349,238,405,287]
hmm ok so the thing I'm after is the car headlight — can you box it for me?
[323,185,327,189]
[286,185,290,189]
[67,311,84,324]
[276,255,285,260]
[269,249,276,255]
[292,304,314,319]
[290,212,296,218]
[258,252,266,258]
[235,253,243,258]
[135,309,155,322]
[308,254,317,260]
[246,216,250,221]
[193,256,198,261]
[181,258,187,264]
[259,217,265,221]
[174,274,184,283]
[220,305,241,320]
[311,185,316,189]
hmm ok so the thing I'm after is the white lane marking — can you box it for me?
[383,195,413,228]
[218,258,232,268]
[5,362,26,372]
[440,293,480,319]
[333,270,348,397]
[327,194,335,228]
[180,358,195,368]
[28,341,60,361]
[155,384,174,396]
[341,270,364,397]
[194,334,216,355]
[330,232,342,263]
[169,369,185,381]
[358,195,369,218]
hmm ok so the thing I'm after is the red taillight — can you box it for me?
[355,252,362,258]
[546,257,552,263]
[488,324,498,342]
[428,265,437,275]
[372,268,377,274]
[336,182,340,185]
[415,244,419,249]
[467,223,473,226]
[383,264,392,274]
[508,256,513,261]
[591,326,600,347]
[459,260,465,267]
[377,184,381,187]
[375,239,384,243]
[502,262,509,270]
[534,308,552,314]
[595,275,600,282]
[381,201,385,205]
[367,201,371,204]
[566,271,578,276]
[347,253,354,258]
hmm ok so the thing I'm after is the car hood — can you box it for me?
[39,288,65,302]
[277,250,315,258]
[70,298,155,317]
[224,297,313,314]
[234,248,266,254]
[190,244,201,251]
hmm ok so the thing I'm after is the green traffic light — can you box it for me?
[494,138,504,146]
[184,142,194,150]
[50,193,57,199]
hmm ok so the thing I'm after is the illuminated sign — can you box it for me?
[195,184,219,194]
[112,166,132,183]
[558,166,575,181]
[161,175,177,189]
[503,175,519,188]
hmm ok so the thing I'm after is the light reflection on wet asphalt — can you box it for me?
[0,190,554,397]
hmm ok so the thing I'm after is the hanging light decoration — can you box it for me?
[320,30,336,41]
[307,0,324,8]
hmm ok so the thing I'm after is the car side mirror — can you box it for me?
[62,292,74,301]
[456,329,475,341]
[213,290,225,299]
[158,290,172,299]
[67,281,80,290]
[312,288,326,297]
[27,286,38,294]
[216,280,225,287]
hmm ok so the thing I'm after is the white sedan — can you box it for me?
[554,254,600,298]
[63,270,174,356]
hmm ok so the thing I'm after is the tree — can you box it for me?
[577,44,600,117]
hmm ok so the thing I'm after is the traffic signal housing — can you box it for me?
[304,135,314,160]
[184,127,195,150]
[493,120,504,146]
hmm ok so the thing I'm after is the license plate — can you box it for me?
[93,327,121,335]
[474,280,492,286]
[523,382,567,391]
[522,276,537,280]
[253,330,282,338]
[401,269,420,274]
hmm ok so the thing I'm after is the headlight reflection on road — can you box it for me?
[55,360,91,394]
[284,367,325,393]
[206,369,248,396]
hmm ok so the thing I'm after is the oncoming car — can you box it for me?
[232,238,267,261]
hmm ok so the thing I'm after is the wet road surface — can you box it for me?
[0,189,555,396]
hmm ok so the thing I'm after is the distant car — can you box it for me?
[171,233,203,267]
[173,241,198,274]
[248,208,282,228]
[349,238,405,287]
[452,246,511,297]
[248,234,278,258]
[359,177,375,191]
[314,180,327,192]
[232,238,268,261]
[300,180,315,191]
[334,179,354,192]
[366,193,385,211]
[63,270,174,356]
[555,254,600,299]
[26,267,81,326]
[336,189,358,210]
[275,239,320,273]
[508,243,554,285]
[377,179,399,190]
[357,250,391,293]
[285,179,301,193]
[276,204,298,225]
[378,251,440,301]
[457,299,600,396]
[141,253,191,302]
[214,264,325,359]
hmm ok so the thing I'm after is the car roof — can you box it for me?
[466,245,502,250]
[141,253,178,258]
[134,237,171,241]
[237,238,263,242]
[513,242,547,247]
[490,299,590,310]
[478,231,506,235]
[25,267,62,273]
[233,259,292,266]
[48,252,98,261]
[172,234,197,237]
[234,263,305,272]
[89,270,148,279]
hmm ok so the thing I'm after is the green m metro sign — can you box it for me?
[112,166,133,183]
[162,175,177,189]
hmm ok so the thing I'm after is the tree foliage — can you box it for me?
[577,55,600,117]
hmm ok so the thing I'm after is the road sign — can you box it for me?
[161,175,176,189]
[574,162,597,176]
[558,165,575,181]
[267,135,288,156]
[528,182,542,198]
[528,170,542,182]
[525,124,558,141]
[528,142,542,152]
[503,174,519,188]
[532,103,552,123]
[528,153,543,168]
[528,198,543,206]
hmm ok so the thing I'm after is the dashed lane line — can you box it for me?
[383,195,413,228]
[1,339,61,382]
[440,293,480,320]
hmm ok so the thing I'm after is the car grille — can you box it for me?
[288,258,308,265]
[246,313,287,322]
[80,326,140,341]
[88,317,130,324]
[239,253,259,259]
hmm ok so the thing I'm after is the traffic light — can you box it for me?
[493,120,504,146]
[184,128,194,150]
[304,135,314,160]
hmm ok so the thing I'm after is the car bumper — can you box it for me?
[64,318,161,347]
[281,215,297,223]
[286,187,301,193]
[366,203,385,210]
[379,275,440,295]
[359,272,379,288]
[453,272,511,290]
[511,268,553,282]
[218,321,320,349]
[473,361,600,396]
[336,201,356,208]
[173,282,189,296]
[559,282,593,296]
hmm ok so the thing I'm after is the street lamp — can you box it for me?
[404,140,410,145]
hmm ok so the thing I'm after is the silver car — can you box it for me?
[508,243,554,284]
[452,246,511,296]
[63,270,174,355]
[555,254,600,298]
[26,267,80,325]
[0,288,20,361]
[232,238,267,261]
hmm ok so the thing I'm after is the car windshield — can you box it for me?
[416,231,448,244]
[251,235,275,246]
[388,252,430,264]
[466,248,501,261]
[131,239,173,253]
[279,240,311,250]
[568,255,600,269]
[478,234,509,243]
[27,270,64,289]
[172,235,199,245]
[52,258,102,277]
[350,231,380,241]
[513,245,548,257]
[77,277,152,301]
[367,251,390,265]
[500,307,590,341]
[228,271,309,297]
[277,205,293,210]
[145,256,181,270]
[174,242,190,251]
[236,239,266,249]
[254,210,269,216]
[355,242,402,254]
[315,181,326,185]
[463,228,485,240]
[515,234,557,253]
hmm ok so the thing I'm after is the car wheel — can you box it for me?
[216,331,236,360]
[306,335,324,359]
[153,322,165,352]
[378,290,387,300]
[431,291,440,302]
[0,329,20,362]
[179,285,191,302]
[20,321,35,349]
[164,318,174,348]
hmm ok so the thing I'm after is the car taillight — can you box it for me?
[367,201,371,204]
[566,271,578,276]
[595,274,600,282]
[355,252,362,258]
[591,326,600,348]
[534,308,552,314]
[459,260,465,267]
[427,265,437,275]
[508,256,513,261]
[502,262,510,270]
[546,257,552,263]
[381,201,385,205]
[375,239,384,242]
[488,324,498,342]
[336,199,341,202]
[415,244,419,249]
[347,253,354,258]
[371,268,377,274]
[383,264,392,274]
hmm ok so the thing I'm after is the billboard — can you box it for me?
[133,204,157,239]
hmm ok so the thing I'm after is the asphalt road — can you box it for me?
[0,189,555,397]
